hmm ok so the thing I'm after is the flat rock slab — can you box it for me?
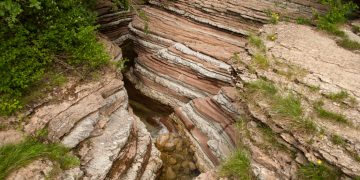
[263,23,360,99]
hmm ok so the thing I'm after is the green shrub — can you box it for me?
[220,150,252,180]
[0,0,110,115]
[0,138,79,179]
[317,0,358,36]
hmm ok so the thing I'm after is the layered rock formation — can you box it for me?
[3,0,360,179]
[121,0,360,179]
[8,37,163,180]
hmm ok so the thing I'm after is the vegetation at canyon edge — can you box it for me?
[0,0,111,116]
[297,0,360,50]
[0,130,79,179]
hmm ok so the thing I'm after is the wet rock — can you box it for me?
[189,161,197,171]
[169,157,177,165]
[165,167,176,180]
[156,133,199,179]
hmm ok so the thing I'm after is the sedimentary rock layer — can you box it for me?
[124,0,360,178]
[19,38,162,180]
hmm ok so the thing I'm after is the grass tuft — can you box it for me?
[0,138,80,179]
[247,79,278,96]
[273,94,302,119]
[296,17,313,25]
[331,134,345,145]
[252,53,269,69]
[248,35,266,52]
[220,150,252,180]
[246,80,318,134]
[298,163,340,180]
[337,38,360,50]
[324,91,348,102]
[294,118,318,134]
[314,101,349,124]
[267,33,277,41]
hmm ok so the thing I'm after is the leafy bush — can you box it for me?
[317,0,358,36]
[0,0,110,115]
[0,137,79,179]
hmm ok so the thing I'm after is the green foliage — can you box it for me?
[248,34,266,52]
[317,0,358,36]
[247,79,278,96]
[266,10,280,24]
[220,150,252,180]
[331,134,345,145]
[273,94,303,119]
[353,25,360,34]
[0,138,80,179]
[337,38,360,50]
[246,79,317,133]
[112,0,130,10]
[296,17,313,25]
[267,33,277,41]
[0,0,109,115]
[294,118,318,134]
[324,91,349,102]
[314,101,349,124]
[298,163,340,180]
[252,53,269,69]
[138,9,150,34]
[308,84,321,92]
[116,58,130,71]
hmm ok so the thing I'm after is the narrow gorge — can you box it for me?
[1,0,360,179]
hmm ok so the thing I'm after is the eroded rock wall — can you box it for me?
[17,37,162,180]
[121,0,360,179]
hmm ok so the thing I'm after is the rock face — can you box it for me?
[4,0,360,179]
[116,0,360,179]
[18,37,162,180]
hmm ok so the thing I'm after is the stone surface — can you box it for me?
[121,0,360,178]
[7,159,54,180]
[4,0,360,179]
[0,130,24,146]
[7,34,162,180]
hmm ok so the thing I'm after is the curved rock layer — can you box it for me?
[121,0,360,179]
[20,38,162,180]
